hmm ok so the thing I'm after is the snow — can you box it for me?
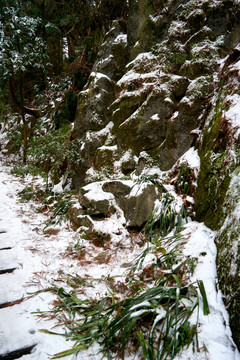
[128,181,149,197]
[82,181,114,202]
[130,309,150,319]
[97,144,117,152]
[149,14,163,23]
[52,179,64,193]
[168,21,186,36]
[113,34,127,44]
[229,59,240,71]
[63,37,69,59]
[0,153,239,359]
[117,69,158,87]
[178,222,239,360]
[126,52,158,70]
[225,94,240,138]
[129,301,151,311]
[97,121,114,136]
[180,95,193,107]
[0,165,76,358]
[151,113,160,120]
[179,147,201,169]
[91,71,113,85]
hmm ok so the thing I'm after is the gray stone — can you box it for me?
[68,204,85,226]
[123,183,158,227]
[94,145,118,171]
[79,184,115,216]
[102,180,132,207]
[75,215,94,229]
[121,156,137,175]
[103,180,158,227]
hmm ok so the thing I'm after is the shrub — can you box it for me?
[28,124,81,188]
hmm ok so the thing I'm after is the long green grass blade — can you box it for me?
[38,205,209,360]
[197,280,210,315]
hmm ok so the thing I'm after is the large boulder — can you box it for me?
[103,180,158,227]
[123,183,159,227]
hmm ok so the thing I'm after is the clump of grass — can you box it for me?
[38,228,209,360]
[17,182,77,230]
[28,124,81,189]
[145,194,188,239]
[11,164,45,178]
[65,240,87,261]
[18,185,46,203]
[39,279,203,360]
[44,193,75,228]
[84,230,111,248]
[134,174,168,193]
[43,228,61,236]
[37,182,209,359]
[175,164,196,196]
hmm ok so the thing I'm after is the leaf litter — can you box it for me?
[0,152,239,360]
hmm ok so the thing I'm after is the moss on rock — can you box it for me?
[195,91,233,228]
[195,68,240,348]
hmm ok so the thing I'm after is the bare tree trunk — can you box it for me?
[9,77,43,118]
[19,72,27,164]
[47,34,63,75]
[67,35,75,58]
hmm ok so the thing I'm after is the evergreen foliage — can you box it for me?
[0,3,50,89]
[0,1,51,161]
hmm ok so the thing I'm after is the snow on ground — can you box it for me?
[177,223,239,360]
[0,163,76,359]
[0,154,239,359]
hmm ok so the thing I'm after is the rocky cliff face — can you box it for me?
[195,49,240,348]
[70,0,240,347]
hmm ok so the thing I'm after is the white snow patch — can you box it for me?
[52,179,64,193]
[114,34,127,44]
[179,147,201,169]
[129,301,151,311]
[82,182,114,202]
[149,14,163,23]
[117,69,158,87]
[178,222,240,360]
[151,113,160,120]
[229,59,240,72]
[97,144,117,152]
[97,121,114,136]
[91,71,113,85]
[225,94,240,138]
[126,52,158,69]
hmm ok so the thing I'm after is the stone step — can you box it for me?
[0,268,17,275]
[0,297,25,309]
[0,344,37,360]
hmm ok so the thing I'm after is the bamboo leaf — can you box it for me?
[39,329,65,336]
[197,280,210,315]
[172,274,182,288]
[51,344,86,359]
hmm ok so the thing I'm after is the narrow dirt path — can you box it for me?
[0,165,74,359]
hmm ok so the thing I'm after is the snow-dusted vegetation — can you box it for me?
[1,0,240,359]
